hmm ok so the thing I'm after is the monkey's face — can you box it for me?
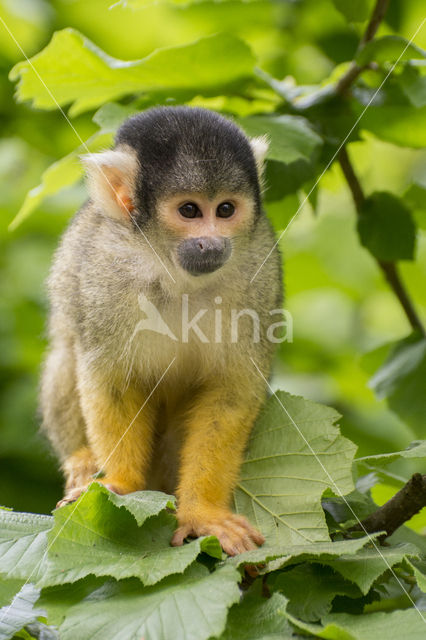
[157,192,255,276]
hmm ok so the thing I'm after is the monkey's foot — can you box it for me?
[55,479,134,508]
[62,446,98,494]
[171,509,265,556]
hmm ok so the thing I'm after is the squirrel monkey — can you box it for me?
[40,107,282,555]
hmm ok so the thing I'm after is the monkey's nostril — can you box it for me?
[197,240,205,251]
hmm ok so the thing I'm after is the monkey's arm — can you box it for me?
[171,378,265,555]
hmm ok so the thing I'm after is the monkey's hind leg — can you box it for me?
[41,341,99,506]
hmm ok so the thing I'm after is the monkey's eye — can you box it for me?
[178,202,201,218]
[216,202,235,218]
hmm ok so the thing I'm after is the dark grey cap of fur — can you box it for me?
[115,106,261,223]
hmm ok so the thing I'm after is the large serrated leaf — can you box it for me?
[0,584,43,640]
[321,544,420,594]
[356,440,426,467]
[234,391,356,545]
[219,583,293,639]
[101,484,176,526]
[57,564,241,640]
[228,536,376,570]
[40,484,220,588]
[288,607,426,640]
[10,29,256,116]
[0,512,52,582]
[270,564,361,622]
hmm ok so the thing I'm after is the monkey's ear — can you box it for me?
[250,136,269,178]
[81,147,139,220]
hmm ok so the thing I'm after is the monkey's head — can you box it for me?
[83,107,268,277]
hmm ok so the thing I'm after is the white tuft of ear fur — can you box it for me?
[81,146,139,220]
[250,135,269,178]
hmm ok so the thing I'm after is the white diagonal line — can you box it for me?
[250,356,426,623]
[0,357,175,624]
[0,15,175,283]
[251,17,426,283]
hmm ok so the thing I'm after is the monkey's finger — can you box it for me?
[231,516,265,545]
[201,524,257,556]
[222,533,257,556]
[171,525,193,547]
[247,529,265,546]
[222,518,265,547]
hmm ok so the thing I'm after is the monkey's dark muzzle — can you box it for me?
[177,236,232,276]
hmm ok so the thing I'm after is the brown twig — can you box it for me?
[336,0,390,96]
[361,0,391,46]
[349,473,426,539]
[338,146,425,336]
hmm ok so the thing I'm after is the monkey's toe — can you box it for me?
[171,511,264,556]
[55,479,130,509]
[56,485,87,508]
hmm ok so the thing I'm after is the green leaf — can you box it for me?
[57,565,241,640]
[321,544,419,594]
[10,29,256,116]
[0,584,43,640]
[369,334,426,437]
[289,608,426,640]
[357,36,426,67]
[358,103,426,148]
[114,0,237,6]
[332,0,373,23]
[398,66,426,108]
[37,577,105,627]
[356,440,426,466]
[219,583,293,639]
[357,192,416,261]
[406,558,426,593]
[91,102,137,133]
[41,484,220,587]
[0,512,52,581]
[264,159,315,201]
[270,563,361,622]
[238,115,322,164]
[322,489,377,525]
[229,535,376,570]
[9,101,136,230]
[388,525,426,555]
[9,131,113,230]
[0,579,25,608]
[234,391,356,545]
[102,485,176,526]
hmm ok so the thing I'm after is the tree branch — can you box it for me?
[336,0,390,96]
[338,146,425,336]
[349,473,426,539]
[361,0,390,46]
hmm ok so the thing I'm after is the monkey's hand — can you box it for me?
[171,506,265,556]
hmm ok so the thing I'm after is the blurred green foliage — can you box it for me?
[0,0,425,521]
